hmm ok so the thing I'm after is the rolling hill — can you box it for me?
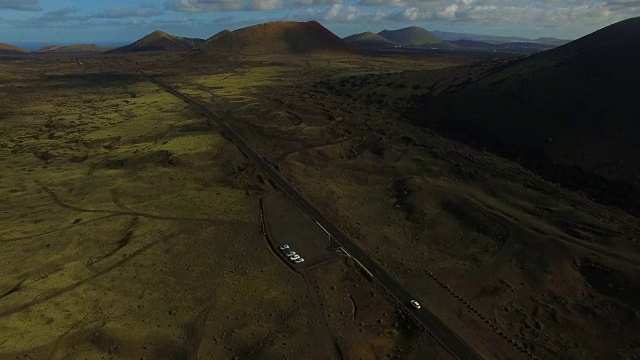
[37,45,62,52]
[53,44,110,53]
[432,30,571,46]
[0,43,28,55]
[449,39,496,48]
[108,30,204,53]
[199,21,359,57]
[534,37,571,46]
[343,32,394,49]
[451,39,553,52]
[407,17,640,214]
[377,27,443,46]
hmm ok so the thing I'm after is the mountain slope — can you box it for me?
[534,37,570,46]
[409,17,640,214]
[199,21,359,57]
[378,27,443,45]
[108,31,204,53]
[0,43,29,55]
[344,32,394,49]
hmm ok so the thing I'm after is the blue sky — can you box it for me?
[0,0,638,46]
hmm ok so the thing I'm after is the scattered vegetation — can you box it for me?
[1,17,639,360]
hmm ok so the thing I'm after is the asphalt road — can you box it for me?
[139,70,484,360]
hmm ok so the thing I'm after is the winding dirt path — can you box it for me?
[0,229,180,318]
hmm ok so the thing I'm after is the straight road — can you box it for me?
[139,70,483,360]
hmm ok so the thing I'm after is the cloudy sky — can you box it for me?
[0,0,638,46]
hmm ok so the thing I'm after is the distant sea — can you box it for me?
[13,41,130,50]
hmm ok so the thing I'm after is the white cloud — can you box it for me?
[165,0,245,11]
[279,3,387,23]
[162,0,640,32]
[0,0,41,11]
[166,0,345,11]
[294,0,344,5]
[607,0,640,10]
[14,8,90,29]
[403,7,420,20]
[358,0,416,7]
[96,2,164,18]
[44,7,76,17]
[250,0,283,10]
[374,0,638,29]
[440,3,458,19]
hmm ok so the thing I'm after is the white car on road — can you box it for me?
[289,254,301,261]
[410,300,421,309]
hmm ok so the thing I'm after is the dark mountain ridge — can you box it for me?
[408,17,640,214]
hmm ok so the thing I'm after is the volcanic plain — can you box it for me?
[1,19,639,360]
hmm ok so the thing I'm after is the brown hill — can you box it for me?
[108,30,204,53]
[377,27,443,46]
[0,43,29,55]
[199,21,360,57]
[406,17,640,214]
